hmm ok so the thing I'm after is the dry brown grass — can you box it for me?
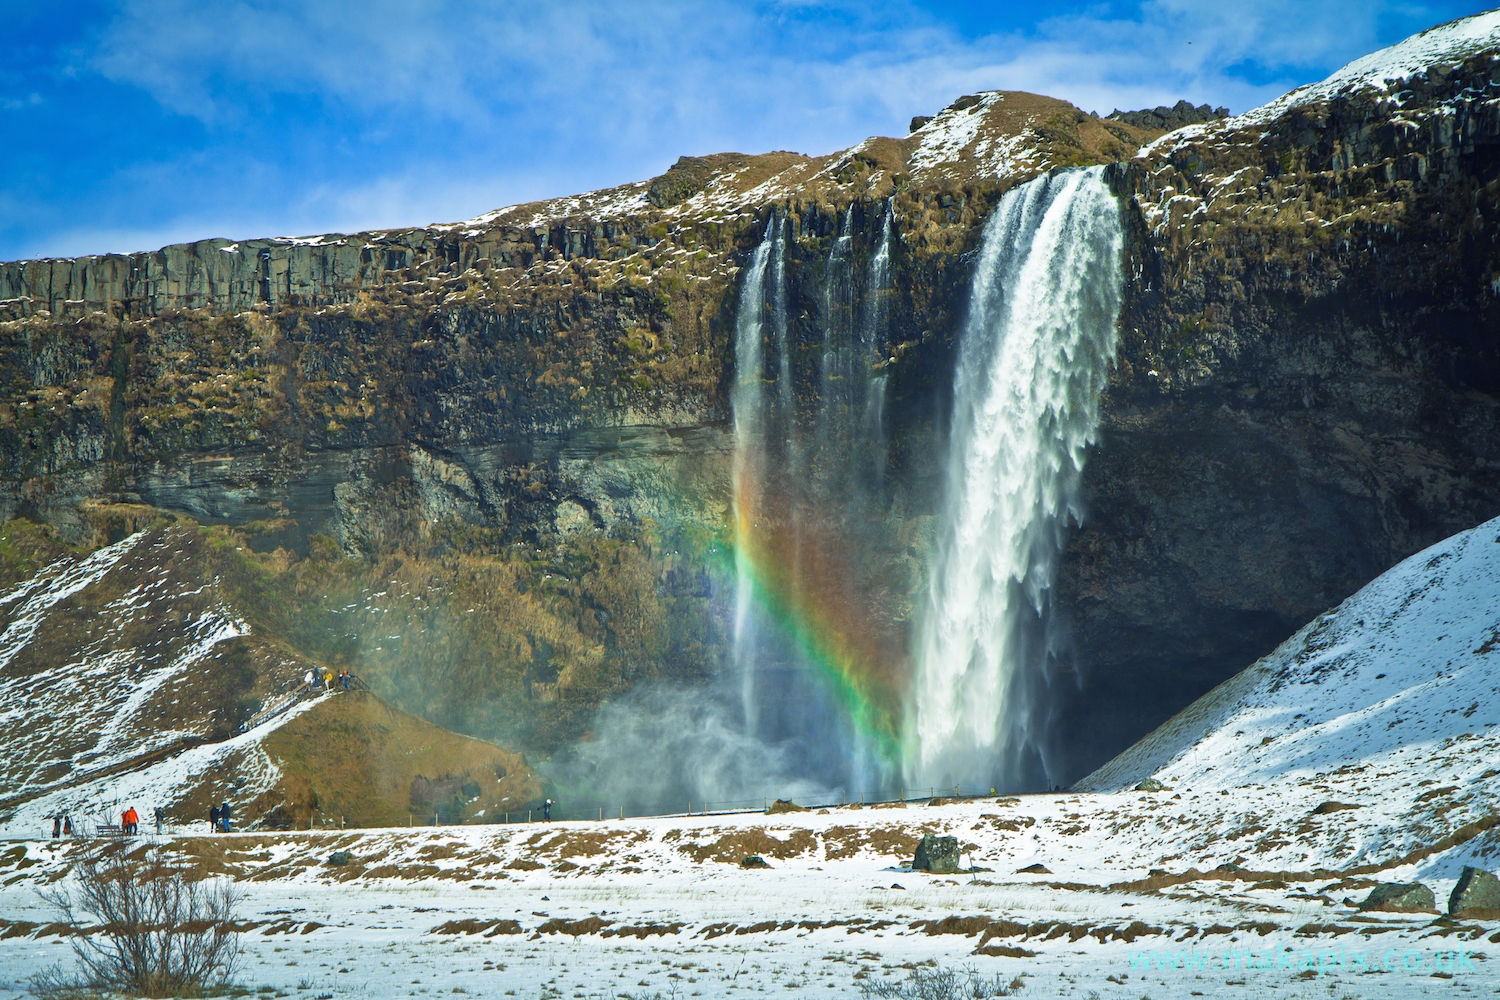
[527,829,647,859]
[675,827,818,863]
[430,918,522,936]
[604,922,686,938]
[823,824,921,861]
[535,916,612,937]
[242,691,543,829]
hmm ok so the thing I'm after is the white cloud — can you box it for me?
[17,0,1481,258]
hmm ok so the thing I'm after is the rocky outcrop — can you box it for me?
[912,833,961,873]
[1449,866,1500,918]
[1107,100,1228,131]
[1357,882,1435,912]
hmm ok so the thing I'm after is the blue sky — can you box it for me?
[0,0,1489,260]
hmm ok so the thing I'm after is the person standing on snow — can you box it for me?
[210,804,221,833]
[122,807,138,835]
[543,798,553,821]
[219,800,232,833]
[154,806,165,834]
[51,815,60,838]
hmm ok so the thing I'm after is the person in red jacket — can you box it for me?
[121,807,139,835]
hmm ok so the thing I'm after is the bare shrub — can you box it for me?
[860,966,1021,999]
[28,849,241,999]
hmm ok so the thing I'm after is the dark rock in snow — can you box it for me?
[913,833,961,873]
[1449,866,1500,918]
[1357,882,1435,912]
[327,851,352,866]
[1135,778,1165,792]
[740,855,770,868]
[909,115,934,132]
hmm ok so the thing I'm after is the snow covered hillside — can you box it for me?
[1240,9,1500,126]
[1081,512,1500,807]
[0,526,311,827]
[0,520,541,839]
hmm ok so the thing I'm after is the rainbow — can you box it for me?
[730,477,906,766]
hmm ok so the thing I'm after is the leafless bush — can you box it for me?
[860,966,1021,999]
[28,849,241,999]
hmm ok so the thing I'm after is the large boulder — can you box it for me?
[913,833,961,874]
[1449,867,1500,919]
[1357,883,1435,912]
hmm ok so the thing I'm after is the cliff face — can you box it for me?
[2,18,1499,789]
[0,91,1156,778]
[1049,31,1500,775]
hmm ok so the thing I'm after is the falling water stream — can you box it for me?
[728,202,899,794]
[906,166,1124,789]
[731,217,776,730]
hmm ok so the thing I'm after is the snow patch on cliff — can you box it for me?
[1239,10,1500,128]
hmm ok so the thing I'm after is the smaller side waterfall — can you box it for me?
[907,166,1124,790]
[573,200,909,812]
[861,203,893,474]
[727,201,908,793]
[732,216,777,729]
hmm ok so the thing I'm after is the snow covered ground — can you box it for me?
[0,802,1493,999]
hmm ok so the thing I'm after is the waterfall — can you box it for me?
[863,201,892,347]
[725,201,905,794]
[906,166,1124,789]
[732,216,777,729]
[819,207,854,446]
[861,203,892,472]
[771,217,792,418]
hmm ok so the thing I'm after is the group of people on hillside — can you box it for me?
[118,805,165,835]
[304,668,356,692]
[48,802,227,838]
